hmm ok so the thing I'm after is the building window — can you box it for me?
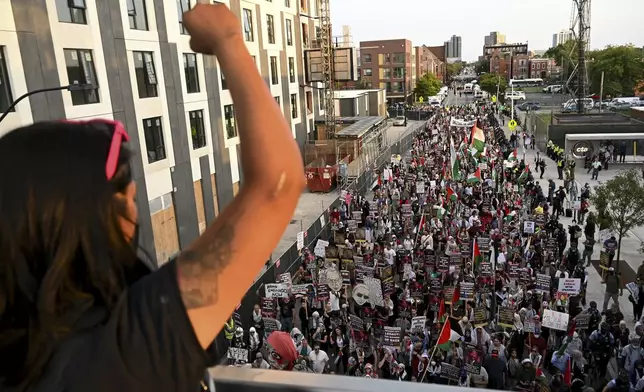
[224,104,237,139]
[183,53,200,93]
[393,81,403,93]
[133,51,158,99]
[301,23,309,46]
[143,117,166,163]
[299,0,307,13]
[55,0,87,24]
[286,19,293,46]
[288,57,295,83]
[305,91,312,114]
[127,0,148,30]
[363,68,372,76]
[290,93,298,119]
[285,0,290,6]
[190,110,206,149]
[382,68,391,79]
[266,14,275,44]
[0,47,14,114]
[393,67,404,79]
[393,52,405,63]
[221,70,228,90]
[383,53,391,63]
[243,9,254,42]
[363,54,372,63]
[318,88,324,110]
[178,0,191,34]
[275,96,280,106]
[63,49,99,105]
[270,56,278,85]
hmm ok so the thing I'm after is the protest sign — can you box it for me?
[349,314,364,330]
[557,278,581,295]
[260,297,276,318]
[463,343,483,375]
[440,362,460,381]
[263,317,279,334]
[411,316,426,332]
[227,347,249,362]
[498,307,515,328]
[542,309,569,331]
[535,274,551,293]
[574,313,590,330]
[265,283,289,298]
[473,307,487,327]
[316,283,330,300]
[523,221,535,234]
[291,284,312,297]
[460,282,475,300]
[383,326,401,346]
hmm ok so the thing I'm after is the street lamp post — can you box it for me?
[0,84,94,124]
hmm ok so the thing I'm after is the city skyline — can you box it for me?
[330,0,644,62]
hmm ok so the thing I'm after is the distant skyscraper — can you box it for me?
[552,30,573,47]
[484,32,506,47]
[444,35,462,60]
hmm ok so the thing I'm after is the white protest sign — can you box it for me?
[542,309,569,331]
[557,278,581,295]
[523,221,535,234]
[227,347,249,361]
[291,284,312,297]
[265,283,290,298]
[411,316,426,332]
[314,239,329,258]
[297,231,305,250]
[416,181,425,194]
[430,180,437,188]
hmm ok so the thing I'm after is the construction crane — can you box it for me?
[318,0,336,139]
[565,0,591,113]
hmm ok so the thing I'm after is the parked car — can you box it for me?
[393,116,406,126]
[506,91,527,101]
[543,85,563,93]
[517,102,541,111]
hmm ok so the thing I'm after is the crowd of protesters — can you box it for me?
[221,103,644,392]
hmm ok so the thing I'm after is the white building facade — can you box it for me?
[0,0,323,264]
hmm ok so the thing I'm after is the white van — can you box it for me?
[474,90,489,100]
[543,85,563,93]
[463,83,474,94]
[505,91,526,101]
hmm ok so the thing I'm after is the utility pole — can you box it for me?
[403,47,408,126]
[599,70,604,113]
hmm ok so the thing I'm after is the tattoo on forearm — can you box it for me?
[177,217,237,309]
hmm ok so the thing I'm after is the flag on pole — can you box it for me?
[471,126,486,152]
[508,148,518,161]
[437,298,447,323]
[563,357,572,386]
[434,204,447,219]
[467,167,482,184]
[450,136,460,180]
[437,319,453,350]
[446,187,458,202]
[451,285,461,304]
[518,165,530,183]
[473,238,483,271]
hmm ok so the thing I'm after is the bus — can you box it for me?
[509,78,544,88]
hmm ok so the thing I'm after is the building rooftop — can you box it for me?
[335,116,386,137]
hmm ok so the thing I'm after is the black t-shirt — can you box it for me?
[11,259,209,392]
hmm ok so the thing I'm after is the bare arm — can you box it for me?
[177,6,305,349]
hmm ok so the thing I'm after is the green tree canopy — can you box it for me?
[478,73,507,98]
[414,73,441,98]
[587,45,644,97]
[475,59,490,75]
[445,63,463,80]
[590,169,644,270]
[544,39,577,66]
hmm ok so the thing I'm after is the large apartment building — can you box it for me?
[0,0,323,264]
[358,39,415,101]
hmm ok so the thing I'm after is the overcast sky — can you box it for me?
[330,0,644,62]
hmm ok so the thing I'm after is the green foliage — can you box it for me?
[590,169,644,264]
[414,73,442,98]
[544,40,577,66]
[475,59,490,75]
[587,45,644,97]
[478,73,507,97]
[446,63,463,80]
[355,77,372,89]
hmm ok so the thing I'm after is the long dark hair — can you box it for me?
[0,122,150,388]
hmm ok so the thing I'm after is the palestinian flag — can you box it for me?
[467,167,482,184]
[450,136,460,180]
[473,238,483,271]
[437,319,453,350]
[517,165,530,183]
[434,204,447,219]
[437,299,447,322]
[446,187,458,202]
[508,148,518,161]
[471,126,486,152]
[452,285,461,304]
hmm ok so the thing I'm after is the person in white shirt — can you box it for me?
[420,232,433,250]
[403,235,413,251]
[308,344,329,373]
[384,245,396,266]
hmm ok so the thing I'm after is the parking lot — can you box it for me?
[516,91,569,108]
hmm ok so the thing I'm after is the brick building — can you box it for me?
[359,39,416,101]
[415,45,445,81]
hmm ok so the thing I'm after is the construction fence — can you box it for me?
[212,120,428,363]
[527,111,551,152]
